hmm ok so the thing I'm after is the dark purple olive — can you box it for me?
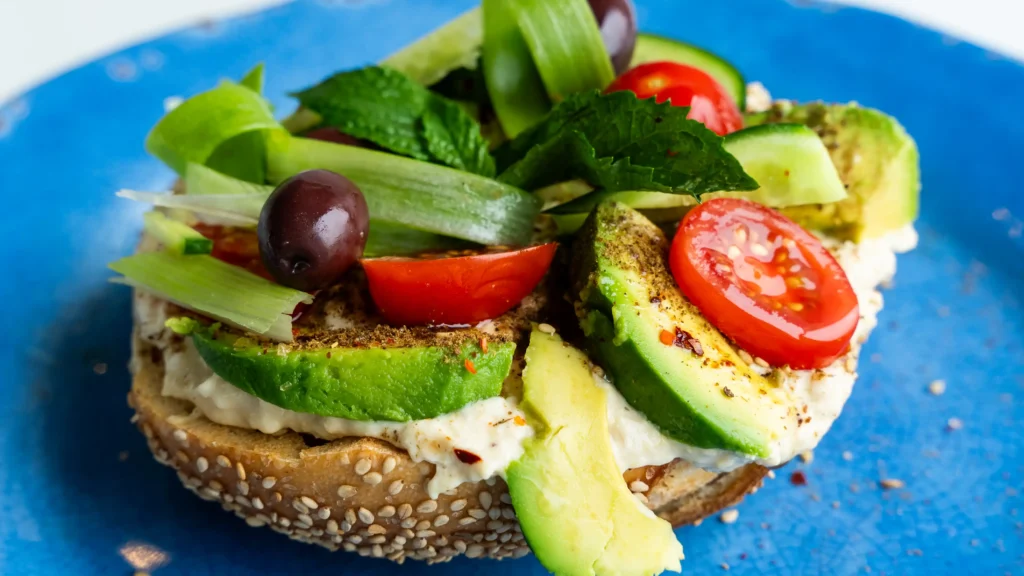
[258,169,369,291]
[302,127,376,149]
[588,0,638,75]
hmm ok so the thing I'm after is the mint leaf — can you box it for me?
[495,90,758,196]
[293,66,495,177]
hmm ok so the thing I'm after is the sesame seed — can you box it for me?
[208,480,223,491]
[301,496,319,510]
[235,462,246,481]
[382,457,397,475]
[629,481,650,493]
[216,455,231,468]
[416,520,431,530]
[342,543,356,552]
[393,536,407,545]
[175,451,188,464]
[417,530,437,538]
[799,451,814,464]
[345,509,357,525]
[479,492,493,510]
[172,429,187,443]
[298,513,314,526]
[500,533,512,543]
[398,503,413,519]
[340,521,352,532]
[458,517,477,526]
[388,480,404,495]
[451,499,467,511]
[357,546,371,557]
[401,528,415,538]
[417,500,439,514]
[499,493,513,505]
[372,544,384,558]
[274,492,282,502]
[434,515,450,527]
[488,508,501,520]
[947,417,964,431]
[196,457,209,473]
[502,508,516,520]
[337,485,357,498]
[326,519,339,534]
[485,477,497,486]
[928,380,946,395]
[414,538,430,550]
[468,509,486,519]
[845,356,857,373]
[363,472,383,485]
[348,535,363,544]
[222,494,234,504]
[278,517,291,527]
[720,509,739,524]
[496,523,514,534]
[880,478,906,490]
[454,540,467,553]
[401,518,417,529]
[754,356,770,368]
[358,508,375,524]
[842,451,854,461]
[634,492,649,505]
[252,497,264,510]
[262,477,277,489]
[738,349,754,365]
[237,481,249,496]
[466,544,484,558]
[318,507,331,520]
[367,524,387,535]
[246,517,266,527]
[293,500,310,515]
[378,505,396,518]
[486,520,503,530]
[355,458,372,475]
[538,323,556,335]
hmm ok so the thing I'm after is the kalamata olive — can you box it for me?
[302,127,375,149]
[588,0,638,75]
[258,169,369,291]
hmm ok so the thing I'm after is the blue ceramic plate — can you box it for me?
[1,0,1021,574]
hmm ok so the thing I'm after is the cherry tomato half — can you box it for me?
[669,198,858,369]
[362,244,558,326]
[606,61,743,136]
[193,224,272,280]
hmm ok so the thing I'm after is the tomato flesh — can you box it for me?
[669,198,858,369]
[362,244,558,326]
[606,61,743,136]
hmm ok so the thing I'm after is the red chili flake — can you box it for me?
[454,448,482,464]
[672,327,704,356]
[480,337,489,354]
[666,149,679,157]
[464,359,477,374]
[790,470,808,486]
[514,415,526,426]
[659,330,675,345]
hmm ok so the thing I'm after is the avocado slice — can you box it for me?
[165,271,539,422]
[746,101,920,241]
[571,202,794,457]
[507,327,682,576]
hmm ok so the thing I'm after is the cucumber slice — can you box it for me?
[631,33,746,110]
[550,123,847,216]
[381,8,483,87]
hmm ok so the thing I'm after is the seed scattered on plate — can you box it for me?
[720,509,739,524]
[842,451,854,461]
[880,478,905,490]
[928,379,947,395]
[947,417,963,431]
[799,451,814,464]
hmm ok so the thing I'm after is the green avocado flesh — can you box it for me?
[746,101,920,241]
[506,328,682,576]
[572,202,794,456]
[171,272,536,421]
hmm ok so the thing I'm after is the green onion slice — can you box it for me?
[265,132,540,246]
[118,190,266,226]
[109,252,312,342]
[145,81,281,174]
[481,0,551,137]
[185,163,274,196]
[142,211,213,255]
[381,8,483,87]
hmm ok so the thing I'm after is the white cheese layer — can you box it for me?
[137,225,915,490]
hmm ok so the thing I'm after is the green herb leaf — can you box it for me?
[239,62,265,93]
[496,90,758,196]
[292,66,495,177]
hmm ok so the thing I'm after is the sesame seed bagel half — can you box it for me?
[129,328,767,565]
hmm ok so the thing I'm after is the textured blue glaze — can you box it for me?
[0,0,1021,574]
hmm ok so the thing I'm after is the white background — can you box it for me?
[0,0,1020,105]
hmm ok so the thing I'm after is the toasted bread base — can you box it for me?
[129,333,766,564]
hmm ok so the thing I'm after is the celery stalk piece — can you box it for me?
[515,0,616,102]
[381,8,483,87]
[365,221,470,257]
[145,81,281,174]
[109,252,311,342]
[142,211,213,255]
[118,190,265,226]
[265,132,540,246]
[482,0,551,138]
[185,163,274,196]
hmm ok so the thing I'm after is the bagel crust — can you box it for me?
[129,327,766,565]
